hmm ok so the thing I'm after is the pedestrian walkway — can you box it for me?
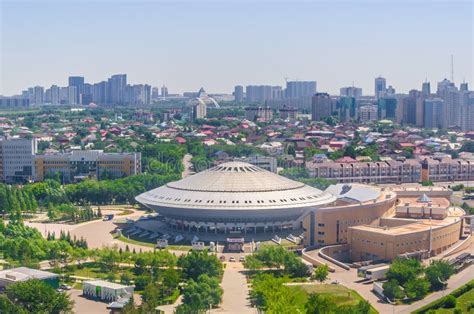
[214,263,256,313]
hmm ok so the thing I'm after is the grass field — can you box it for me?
[117,234,191,251]
[412,280,474,314]
[423,288,474,313]
[288,283,378,314]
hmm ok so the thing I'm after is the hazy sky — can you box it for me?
[1,0,473,96]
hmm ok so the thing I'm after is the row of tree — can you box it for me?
[0,184,38,219]
[383,258,454,301]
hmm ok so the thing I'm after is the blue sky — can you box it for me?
[0,0,472,96]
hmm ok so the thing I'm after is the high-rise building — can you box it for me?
[437,78,456,96]
[192,102,207,120]
[460,82,469,92]
[424,98,445,129]
[0,97,30,108]
[340,86,362,98]
[161,85,168,99]
[59,87,69,104]
[358,105,378,122]
[68,86,77,105]
[402,90,419,125]
[68,76,85,104]
[338,97,357,122]
[422,81,431,96]
[0,138,37,183]
[245,85,282,103]
[234,85,244,102]
[108,74,127,104]
[92,81,108,104]
[311,93,333,121]
[374,77,386,99]
[460,92,474,131]
[50,85,60,105]
[151,87,159,100]
[127,84,151,106]
[33,86,44,105]
[285,81,317,99]
[377,96,397,120]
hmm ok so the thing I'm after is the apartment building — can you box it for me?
[34,150,141,183]
[306,159,421,184]
[307,157,474,184]
[0,138,37,183]
[420,158,474,182]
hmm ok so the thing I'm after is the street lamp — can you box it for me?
[438,277,448,297]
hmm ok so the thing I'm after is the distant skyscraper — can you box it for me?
[460,82,469,92]
[311,93,333,121]
[374,77,386,99]
[377,96,397,120]
[161,85,168,99]
[68,76,85,104]
[33,86,44,105]
[245,85,282,103]
[402,90,419,125]
[151,87,159,100]
[436,78,456,96]
[50,85,60,105]
[108,74,127,104]
[234,85,244,102]
[192,102,207,120]
[422,81,431,96]
[340,86,362,98]
[68,86,77,105]
[92,81,108,104]
[424,98,445,129]
[285,81,317,99]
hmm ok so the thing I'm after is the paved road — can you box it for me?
[182,154,194,178]
[214,262,256,314]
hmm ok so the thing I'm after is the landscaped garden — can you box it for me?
[412,280,474,314]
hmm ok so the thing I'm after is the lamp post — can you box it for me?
[438,277,448,297]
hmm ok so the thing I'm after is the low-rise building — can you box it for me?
[34,150,141,183]
[306,159,421,184]
[0,267,59,290]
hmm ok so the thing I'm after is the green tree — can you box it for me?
[0,295,27,314]
[177,251,223,280]
[305,294,336,314]
[386,258,423,286]
[5,280,73,313]
[382,280,405,301]
[312,264,329,283]
[424,260,454,291]
[181,274,223,312]
[404,278,430,300]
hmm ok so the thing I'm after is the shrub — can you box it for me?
[444,295,456,308]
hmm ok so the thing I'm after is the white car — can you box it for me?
[229,256,236,262]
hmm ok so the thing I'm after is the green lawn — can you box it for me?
[412,280,474,314]
[117,234,191,251]
[289,283,378,314]
[427,288,474,313]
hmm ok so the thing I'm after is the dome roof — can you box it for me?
[136,162,336,211]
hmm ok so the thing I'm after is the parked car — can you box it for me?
[239,256,245,262]
[219,255,226,261]
[60,284,72,290]
[229,256,236,262]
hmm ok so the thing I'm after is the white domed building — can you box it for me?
[136,162,336,235]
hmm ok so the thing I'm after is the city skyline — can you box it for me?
[1,1,472,96]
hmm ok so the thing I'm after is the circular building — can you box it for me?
[135,161,336,235]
